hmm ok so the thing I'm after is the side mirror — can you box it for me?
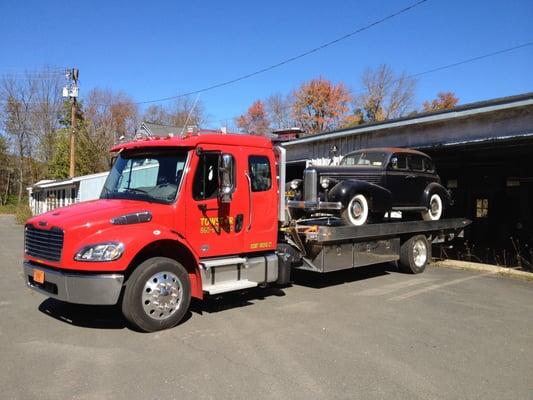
[390,157,398,169]
[218,153,235,203]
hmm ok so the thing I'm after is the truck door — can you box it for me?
[185,146,245,257]
[242,151,278,253]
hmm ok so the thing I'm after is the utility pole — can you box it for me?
[63,68,79,178]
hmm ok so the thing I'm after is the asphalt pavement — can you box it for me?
[0,215,531,400]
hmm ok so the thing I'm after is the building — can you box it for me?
[27,171,109,215]
[281,92,533,265]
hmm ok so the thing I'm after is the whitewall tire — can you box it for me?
[341,194,369,226]
[421,194,443,221]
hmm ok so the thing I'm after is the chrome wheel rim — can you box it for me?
[351,201,363,219]
[430,198,440,217]
[142,271,182,320]
[413,240,428,267]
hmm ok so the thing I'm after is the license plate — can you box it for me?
[33,269,45,284]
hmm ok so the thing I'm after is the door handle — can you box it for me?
[405,175,416,179]
[245,172,252,231]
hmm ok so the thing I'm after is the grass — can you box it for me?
[0,204,17,214]
[0,204,33,224]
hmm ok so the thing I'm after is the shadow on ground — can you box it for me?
[38,262,397,330]
[38,298,130,330]
[292,262,396,288]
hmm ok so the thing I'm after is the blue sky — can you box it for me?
[0,0,531,128]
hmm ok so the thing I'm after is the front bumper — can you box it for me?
[22,262,124,305]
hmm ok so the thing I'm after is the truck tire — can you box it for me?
[399,235,430,274]
[122,257,191,332]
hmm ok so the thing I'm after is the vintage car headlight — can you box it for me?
[320,178,331,189]
[290,180,301,190]
[75,242,124,262]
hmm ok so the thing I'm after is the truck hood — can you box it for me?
[27,199,158,230]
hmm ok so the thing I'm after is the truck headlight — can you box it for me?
[320,178,331,189]
[74,242,124,262]
[290,180,301,190]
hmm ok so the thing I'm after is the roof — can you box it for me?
[112,132,273,152]
[27,171,110,190]
[138,122,183,137]
[283,92,533,147]
[346,147,427,156]
[138,122,238,138]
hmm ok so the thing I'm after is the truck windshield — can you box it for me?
[101,150,188,204]
[340,151,388,167]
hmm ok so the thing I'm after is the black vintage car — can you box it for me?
[286,147,452,226]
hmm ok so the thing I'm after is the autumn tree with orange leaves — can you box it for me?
[423,92,459,111]
[291,78,351,135]
[235,100,270,136]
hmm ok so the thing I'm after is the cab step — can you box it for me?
[203,279,258,295]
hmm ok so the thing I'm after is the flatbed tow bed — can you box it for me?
[284,218,471,274]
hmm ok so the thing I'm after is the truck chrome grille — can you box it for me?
[24,224,64,262]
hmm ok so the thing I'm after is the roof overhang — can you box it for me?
[282,96,533,147]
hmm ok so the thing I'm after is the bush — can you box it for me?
[15,205,33,224]
[4,194,19,206]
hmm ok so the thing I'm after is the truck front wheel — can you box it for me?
[122,257,191,332]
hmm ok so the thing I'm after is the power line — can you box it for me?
[101,0,429,106]
[410,41,533,78]
[218,40,533,122]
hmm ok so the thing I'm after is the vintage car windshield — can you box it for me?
[101,150,188,204]
[340,151,389,167]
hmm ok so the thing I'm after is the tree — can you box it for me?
[235,100,270,136]
[354,64,417,123]
[0,89,34,205]
[423,92,459,112]
[291,77,352,134]
[0,68,64,203]
[49,100,106,178]
[83,89,139,171]
[0,135,13,205]
[266,93,292,130]
[143,97,206,129]
[28,68,63,168]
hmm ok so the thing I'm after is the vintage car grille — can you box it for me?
[24,224,64,262]
[327,173,381,185]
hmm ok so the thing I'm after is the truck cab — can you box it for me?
[23,133,284,331]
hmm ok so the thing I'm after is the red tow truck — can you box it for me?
[23,131,470,331]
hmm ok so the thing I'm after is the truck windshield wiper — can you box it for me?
[124,188,149,194]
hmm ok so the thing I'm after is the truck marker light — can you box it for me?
[153,230,161,236]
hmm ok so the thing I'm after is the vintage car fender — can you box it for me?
[421,182,453,208]
[329,180,392,212]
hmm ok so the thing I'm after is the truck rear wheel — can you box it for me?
[122,257,191,332]
[399,235,430,274]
